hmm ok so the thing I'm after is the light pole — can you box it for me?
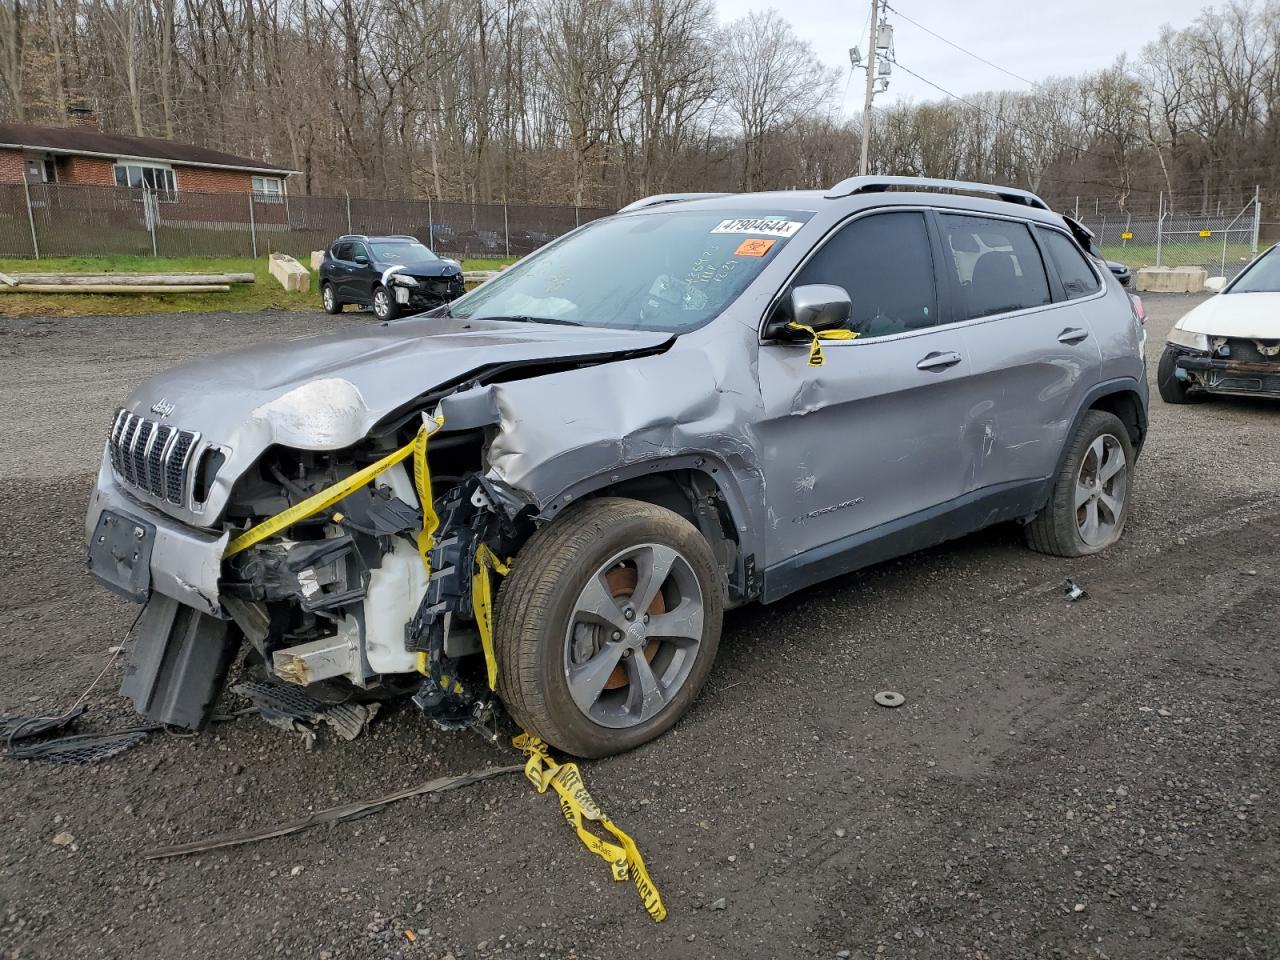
[859,0,881,176]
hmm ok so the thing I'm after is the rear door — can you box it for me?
[937,212,1104,492]
[756,209,977,563]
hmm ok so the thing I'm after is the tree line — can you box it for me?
[0,0,1275,215]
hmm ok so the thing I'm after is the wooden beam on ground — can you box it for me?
[4,272,254,286]
[0,284,232,294]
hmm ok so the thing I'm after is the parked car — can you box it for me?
[1106,260,1132,287]
[319,234,465,320]
[87,176,1148,758]
[1158,242,1280,403]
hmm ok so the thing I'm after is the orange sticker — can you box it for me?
[735,238,776,257]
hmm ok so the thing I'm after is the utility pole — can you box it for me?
[859,0,881,176]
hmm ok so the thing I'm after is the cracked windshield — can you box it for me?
[449,210,814,332]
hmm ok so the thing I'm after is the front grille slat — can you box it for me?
[107,407,203,510]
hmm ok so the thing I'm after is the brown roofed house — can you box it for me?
[0,117,297,199]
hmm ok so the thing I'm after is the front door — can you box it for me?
[755,210,979,574]
[344,240,375,303]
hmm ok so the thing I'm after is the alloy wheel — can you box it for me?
[1075,433,1127,546]
[562,543,705,729]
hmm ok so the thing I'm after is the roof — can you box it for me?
[0,122,298,176]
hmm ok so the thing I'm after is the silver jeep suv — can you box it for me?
[87,176,1148,757]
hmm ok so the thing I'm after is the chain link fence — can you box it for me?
[1072,192,1263,280]
[0,182,612,262]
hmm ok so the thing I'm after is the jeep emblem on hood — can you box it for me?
[150,397,176,418]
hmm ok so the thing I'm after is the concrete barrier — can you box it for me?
[1136,265,1208,293]
[310,250,325,271]
[269,254,310,292]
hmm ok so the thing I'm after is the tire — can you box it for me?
[1025,410,1135,558]
[494,497,723,758]
[1156,344,1206,404]
[321,282,344,314]
[372,285,398,321]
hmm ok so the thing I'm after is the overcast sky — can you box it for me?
[715,0,1213,113]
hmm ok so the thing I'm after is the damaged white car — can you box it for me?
[87,176,1148,757]
[1158,242,1280,403]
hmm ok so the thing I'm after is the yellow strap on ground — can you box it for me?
[786,321,858,367]
[513,733,666,922]
[224,415,444,562]
[470,543,511,690]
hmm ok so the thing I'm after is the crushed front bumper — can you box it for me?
[1174,354,1280,398]
[85,455,229,617]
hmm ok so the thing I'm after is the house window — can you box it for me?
[113,163,177,200]
[24,156,56,183]
[252,175,285,202]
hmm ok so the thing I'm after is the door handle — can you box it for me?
[1058,327,1090,344]
[916,351,962,372]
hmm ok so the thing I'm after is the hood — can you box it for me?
[120,315,671,524]
[386,261,461,281]
[1177,291,1280,339]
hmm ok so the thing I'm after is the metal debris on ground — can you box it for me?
[142,765,522,859]
[1064,578,1089,602]
[1,706,86,742]
[232,681,381,749]
[8,726,156,764]
[874,691,906,708]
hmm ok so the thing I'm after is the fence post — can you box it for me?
[248,193,258,259]
[1251,185,1261,254]
[504,201,510,258]
[428,196,434,250]
[20,175,39,259]
[148,187,158,257]
[1155,192,1164,268]
[345,191,352,233]
[1074,196,1079,220]
[574,205,580,228]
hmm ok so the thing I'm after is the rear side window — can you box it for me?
[1038,227,1101,299]
[794,211,938,338]
[938,214,1051,319]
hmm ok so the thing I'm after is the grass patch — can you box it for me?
[1099,242,1255,274]
[0,254,517,318]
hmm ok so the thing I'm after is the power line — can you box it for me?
[884,2,1037,87]
[886,56,1103,161]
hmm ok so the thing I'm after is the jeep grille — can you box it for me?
[108,408,201,507]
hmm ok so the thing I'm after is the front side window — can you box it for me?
[1038,227,1101,299]
[450,210,813,332]
[369,240,439,266]
[792,211,938,338]
[332,241,352,260]
[348,242,369,262]
[939,214,1051,319]
[1228,246,1280,294]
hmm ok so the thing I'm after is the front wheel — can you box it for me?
[495,497,723,758]
[1025,410,1135,557]
[372,285,398,321]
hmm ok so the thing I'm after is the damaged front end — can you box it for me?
[1168,335,1280,398]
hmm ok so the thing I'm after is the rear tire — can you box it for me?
[1157,344,1206,404]
[495,497,723,758]
[1025,410,1134,558]
[321,282,343,315]
[372,285,398,321]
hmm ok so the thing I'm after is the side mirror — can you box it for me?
[353,254,370,266]
[764,284,852,339]
[1204,275,1226,293]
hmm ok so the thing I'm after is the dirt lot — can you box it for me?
[1,296,1277,960]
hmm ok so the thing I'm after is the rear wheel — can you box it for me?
[372,285,398,321]
[1157,344,1207,404]
[321,282,343,315]
[495,497,723,758]
[1025,410,1134,557]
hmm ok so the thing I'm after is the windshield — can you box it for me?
[1229,246,1280,293]
[449,210,813,332]
[370,241,439,266]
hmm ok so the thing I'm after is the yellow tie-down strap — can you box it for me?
[514,733,666,922]
[786,320,858,367]
[470,542,511,691]
[223,415,445,573]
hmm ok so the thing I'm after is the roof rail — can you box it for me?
[618,192,732,213]
[826,175,1051,211]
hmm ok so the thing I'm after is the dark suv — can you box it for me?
[319,234,465,320]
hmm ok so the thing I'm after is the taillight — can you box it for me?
[1128,293,1146,324]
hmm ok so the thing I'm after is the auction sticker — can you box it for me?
[712,217,804,238]
[735,238,776,257]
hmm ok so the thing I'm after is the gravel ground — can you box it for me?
[1,296,1277,960]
